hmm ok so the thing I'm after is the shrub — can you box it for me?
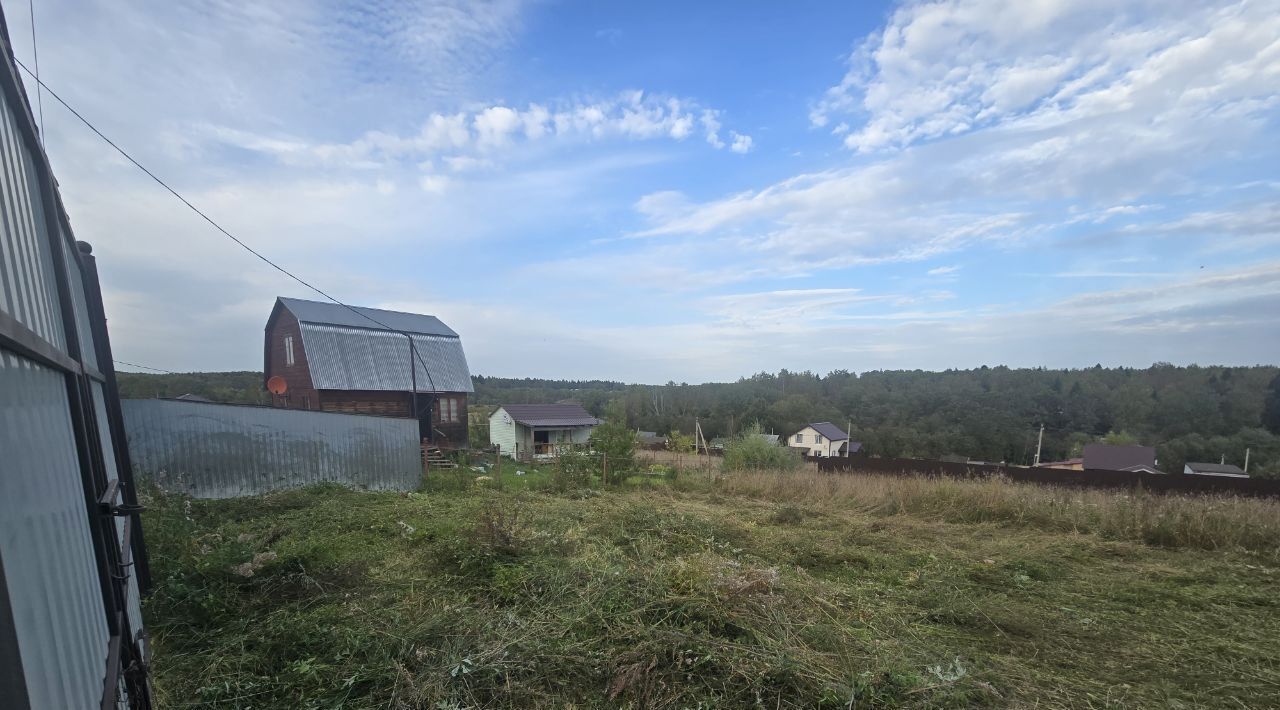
[590,400,637,478]
[723,423,801,472]
[553,449,598,490]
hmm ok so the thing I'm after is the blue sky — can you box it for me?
[10,0,1280,382]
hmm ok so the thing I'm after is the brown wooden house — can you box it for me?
[263,297,473,446]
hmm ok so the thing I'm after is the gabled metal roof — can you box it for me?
[498,404,599,427]
[808,422,850,441]
[279,297,458,336]
[299,323,473,393]
[1185,462,1245,475]
[1083,444,1155,471]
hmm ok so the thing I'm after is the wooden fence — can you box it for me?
[814,455,1280,497]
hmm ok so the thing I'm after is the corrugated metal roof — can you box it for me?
[499,404,600,427]
[279,297,457,336]
[1083,444,1156,471]
[300,323,473,393]
[1185,462,1245,474]
[809,422,850,441]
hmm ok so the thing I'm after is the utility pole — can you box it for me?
[1244,447,1250,473]
[1033,423,1045,466]
[846,419,852,458]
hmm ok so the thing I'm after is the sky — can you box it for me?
[8,0,1280,383]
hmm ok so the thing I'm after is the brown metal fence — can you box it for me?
[814,455,1280,497]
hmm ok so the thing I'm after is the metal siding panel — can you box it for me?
[0,350,109,710]
[122,399,422,499]
[299,323,473,393]
[63,243,97,371]
[0,89,64,351]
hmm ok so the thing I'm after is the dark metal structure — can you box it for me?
[0,7,152,707]
[815,455,1280,497]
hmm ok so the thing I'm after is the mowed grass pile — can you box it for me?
[143,471,1280,708]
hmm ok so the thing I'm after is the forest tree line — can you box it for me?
[119,364,1280,478]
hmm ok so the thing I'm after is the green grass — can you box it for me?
[141,471,1280,708]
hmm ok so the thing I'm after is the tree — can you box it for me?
[1263,373,1280,435]
[1102,430,1139,445]
[723,423,801,472]
[589,399,636,477]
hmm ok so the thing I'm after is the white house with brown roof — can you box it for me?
[490,404,600,460]
[788,422,859,457]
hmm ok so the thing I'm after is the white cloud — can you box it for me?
[700,109,725,149]
[418,174,451,193]
[811,0,1280,153]
[473,106,523,148]
[928,265,960,276]
[206,92,747,168]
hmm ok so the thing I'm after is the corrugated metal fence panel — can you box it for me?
[299,323,474,393]
[0,350,110,710]
[0,87,64,351]
[122,399,422,498]
[90,383,143,638]
[63,241,98,371]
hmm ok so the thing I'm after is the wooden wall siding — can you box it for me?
[265,309,318,409]
[319,390,412,418]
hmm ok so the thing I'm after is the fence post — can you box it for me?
[495,445,502,490]
[602,452,608,486]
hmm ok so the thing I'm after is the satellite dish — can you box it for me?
[267,376,288,395]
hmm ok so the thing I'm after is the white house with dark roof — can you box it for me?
[490,404,601,460]
[788,422,859,457]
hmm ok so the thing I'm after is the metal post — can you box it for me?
[1033,423,1045,466]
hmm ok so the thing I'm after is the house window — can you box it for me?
[817,434,824,444]
[795,434,804,444]
[437,396,461,423]
[284,335,295,366]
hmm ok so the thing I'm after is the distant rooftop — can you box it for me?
[499,404,600,428]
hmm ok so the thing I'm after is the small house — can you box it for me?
[788,422,859,457]
[263,297,473,446]
[490,404,600,460]
[1184,462,1248,478]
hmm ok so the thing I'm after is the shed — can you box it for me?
[490,404,600,460]
[263,297,473,446]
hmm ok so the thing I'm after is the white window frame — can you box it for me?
[795,434,804,444]
[284,335,295,366]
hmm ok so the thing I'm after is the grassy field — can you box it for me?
[141,469,1280,708]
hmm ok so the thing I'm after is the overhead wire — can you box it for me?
[26,0,43,144]
[13,59,440,397]
[113,359,176,374]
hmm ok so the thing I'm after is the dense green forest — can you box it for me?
[118,365,1280,477]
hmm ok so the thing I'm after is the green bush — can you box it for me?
[589,400,636,478]
[723,423,801,472]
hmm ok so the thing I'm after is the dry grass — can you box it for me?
[706,469,1280,556]
[142,472,1280,708]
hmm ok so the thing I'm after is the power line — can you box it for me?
[113,359,176,374]
[14,59,440,395]
[26,0,43,145]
